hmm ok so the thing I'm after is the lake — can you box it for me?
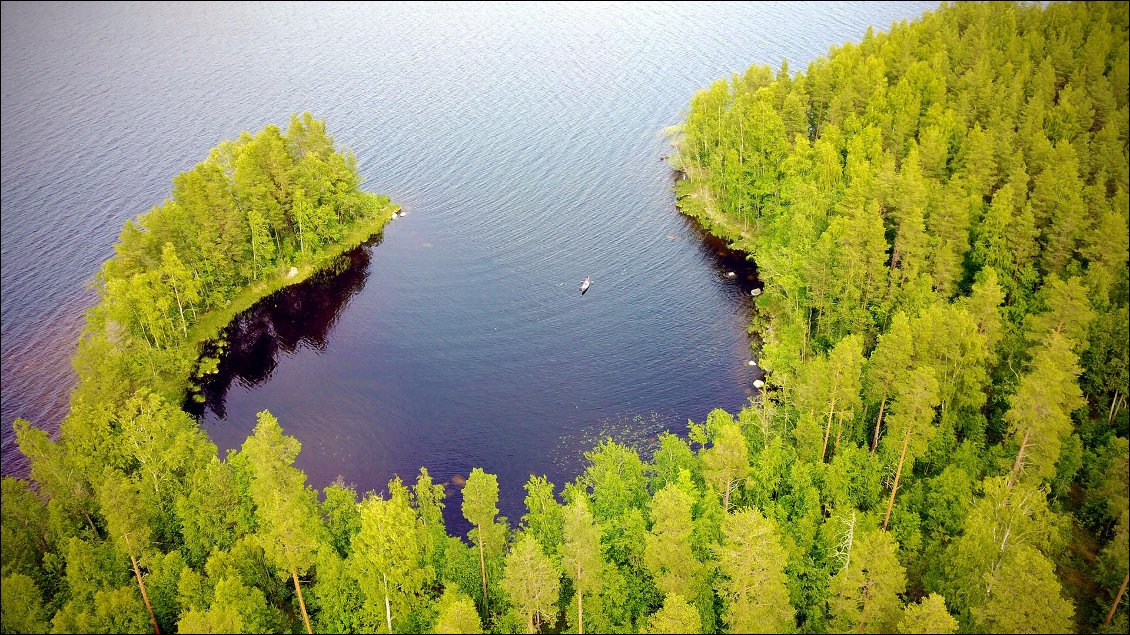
[1,1,937,529]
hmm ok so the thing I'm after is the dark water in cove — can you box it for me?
[1,2,937,529]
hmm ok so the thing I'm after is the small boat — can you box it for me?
[579,276,592,294]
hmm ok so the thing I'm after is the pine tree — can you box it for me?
[1006,332,1086,486]
[863,312,915,452]
[882,366,941,530]
[462,468,503,618]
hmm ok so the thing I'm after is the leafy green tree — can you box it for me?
[941,476,1065,623]
[176,577,277,634]
[973,544,1075,633]
[142,550,185,634]
[898,593,957,634]
[863,313,915,452]
[116,391,215,537]
[501,534,560,634]
[521,475,564,558]
[98,468,160,633]
[433,588,483,634]
[309,546,363,633]
[52,585,150,634]
[352,481,430,633]
[703,422,749,511]
[1024,274,1095,349]
[158,242,200,337]
[1,573,50,634]
[0,478,48,581]
[413,468,448,575]
[644,484,700,599]
[175,457,255,568]
[13,419,96,529]
[561,497,604,634]
[650,432,698,494]
[246,208,276,278]
[582,439,649,520]
[794,334,865,462]
[828,529,906,633]
[646,592,702,634]
[322,480,361,559]
[714,509,794,633]
[240,411,324,634]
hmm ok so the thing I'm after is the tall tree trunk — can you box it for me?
[83,511,98,536]
[1104,572,1128,626]
[129,550,160,634]
[251,230,259,280]
[1007,428,1031,489]
[834,412,844,455]
[871,395,887,452]
[883,427,911,531]
[171,284,187,336]
[292,567,312,634]
[383,572,393,634]
[821,401,837,462]
[578,576,587,635]
[478,525,489,618]
[723,478,732,512]
[739,118,745,162]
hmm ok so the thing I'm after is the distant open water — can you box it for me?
[2,1,938,530]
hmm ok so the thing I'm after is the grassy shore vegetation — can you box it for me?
[2,3,1128,634]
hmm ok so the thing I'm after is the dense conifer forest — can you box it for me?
[2,3,1127,634]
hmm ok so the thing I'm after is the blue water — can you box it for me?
[1,1,938,526]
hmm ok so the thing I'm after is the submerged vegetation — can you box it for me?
[2,2,1128,634]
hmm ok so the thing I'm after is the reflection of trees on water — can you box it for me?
[675,209,762,295]
[189,237,379,419]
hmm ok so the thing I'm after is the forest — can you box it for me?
[2,2,1128,634]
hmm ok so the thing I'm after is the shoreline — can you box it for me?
[670,161,766,362]
[185,203,398,397]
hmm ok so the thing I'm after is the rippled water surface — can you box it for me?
[2,2,936,525]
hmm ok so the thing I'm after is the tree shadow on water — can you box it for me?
[186,236,379,420]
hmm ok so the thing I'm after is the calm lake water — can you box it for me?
[1,1,936,528]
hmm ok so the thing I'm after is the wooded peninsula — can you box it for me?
[2,2,1128,634]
